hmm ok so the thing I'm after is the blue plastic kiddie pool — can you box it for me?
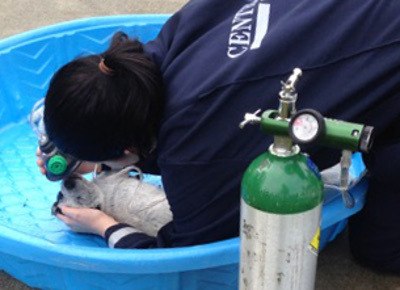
[0,15,368,290]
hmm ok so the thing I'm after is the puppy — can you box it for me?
[52,166,173,237]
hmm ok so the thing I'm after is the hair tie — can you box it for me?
[98,58,114,75]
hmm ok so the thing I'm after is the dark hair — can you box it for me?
[44,32,163,161]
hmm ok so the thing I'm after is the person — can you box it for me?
[37,0,400,273]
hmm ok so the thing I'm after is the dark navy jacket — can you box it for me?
[105,0,400,254]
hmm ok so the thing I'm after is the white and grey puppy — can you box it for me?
[52,166,173,237]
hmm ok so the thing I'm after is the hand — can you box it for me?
[36,147,46,175]
[56,206,118,237]
[36,147,98,175]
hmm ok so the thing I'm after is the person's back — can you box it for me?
[144,0,400,272]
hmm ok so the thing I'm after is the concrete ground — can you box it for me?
[0,1,399,289]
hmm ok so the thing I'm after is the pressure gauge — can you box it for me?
[289,109,325,145]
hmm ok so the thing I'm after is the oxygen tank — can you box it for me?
[239,68,374,290]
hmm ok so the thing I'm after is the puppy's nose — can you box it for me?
[51,202,63,216]
[64,178,76,190]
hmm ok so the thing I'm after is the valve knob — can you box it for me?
[239,109,262,129]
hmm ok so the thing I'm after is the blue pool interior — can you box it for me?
[0,14,172,249]
[0,15,368,290]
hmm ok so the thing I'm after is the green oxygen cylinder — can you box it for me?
[238,68,374,290]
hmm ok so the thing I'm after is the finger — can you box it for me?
[58,206,78,219]
[59,206,94,220]
[56,213,74,225]
[40,168,46,175]
[36,158,44,167]
[36,147,42,157]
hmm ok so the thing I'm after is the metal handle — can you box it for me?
[239,109,262,129]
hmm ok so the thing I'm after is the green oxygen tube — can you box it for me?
[238,68,374,290]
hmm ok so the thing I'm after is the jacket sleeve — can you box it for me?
[104,223,172,249]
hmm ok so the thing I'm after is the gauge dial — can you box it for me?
[289,109,325,144]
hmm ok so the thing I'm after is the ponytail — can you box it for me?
[100,32,146,75]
